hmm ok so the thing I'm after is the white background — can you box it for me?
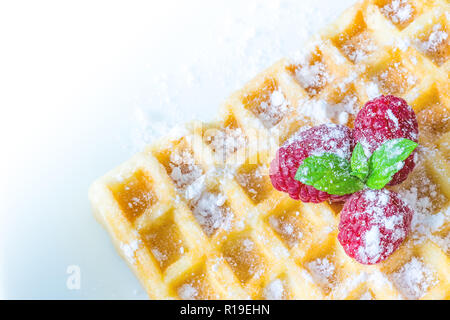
[0,0,356,299]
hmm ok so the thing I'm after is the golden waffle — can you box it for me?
[89,0,450,300]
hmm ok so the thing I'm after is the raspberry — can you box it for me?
[338,189,413,265]
[269,124,355,203]
[353,95,419,186]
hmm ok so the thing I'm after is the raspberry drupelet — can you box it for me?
[353,95,419,186]
[338,189,413,265]
[269,123,355,203]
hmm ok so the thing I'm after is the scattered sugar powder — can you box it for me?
[399,185,449,248]
[268,215,303,248]
[150,248,167,264]
[258,89,289,128]
[368,270,398,293]
[290,48,331,95]
[291,123,354,161]
[391,257,437,299]
[397,149,449,247]
[386,109,399,128]
[393,36,411,51]
[342,33,377,63]
[307,257,335,290]
[207,127,246,162]
[191,191,233,236]
[120,240,141,264]
[418,24,448,53]
[382,0,413,25]
[297,95,358,125]
[170,150,203,190]
[295,61,329,94]
[242,238,254,252]
[264,279,284,300]
[359,226,382,264]
[376,62,416,94]
[235,164,269,201]
[128,195,149,210]
[356,189,407,264]
[331,272,369,299]
[178,283,198,300]
[366,81,381,100]
[271,244,290,259]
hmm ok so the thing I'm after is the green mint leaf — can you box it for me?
[351,142,369,181]
[294,153,365,196]
[366,138,418,189]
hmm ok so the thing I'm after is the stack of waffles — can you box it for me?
[89,0,449,299]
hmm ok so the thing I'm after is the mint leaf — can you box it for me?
[295,153,365,196]
[351,142,369,181]
[366,138,418,189]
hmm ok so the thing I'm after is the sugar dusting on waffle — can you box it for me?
[391,257,437,299]
[396,147,450,250]
[206,127,246,161]
[263,278,285,300]
[192,192,233,236]
[296,96,359,125]
[381,0,414,25]
[307,257,336,291]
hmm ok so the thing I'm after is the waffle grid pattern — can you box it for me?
[89,0,450,300]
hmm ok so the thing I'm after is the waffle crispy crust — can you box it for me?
[89,0,450,300]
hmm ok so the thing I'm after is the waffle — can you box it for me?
[89,0,450,300]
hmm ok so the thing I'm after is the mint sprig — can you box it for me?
[294,153,365,196]
[366,138,418,189]
[294,138,417,195]
[351,142,369,181]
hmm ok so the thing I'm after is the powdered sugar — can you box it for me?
[375,62,416,94]
[191,191,233,236]
[386,109,399,128]
[290,47,331,95]
[178,283,198,300]
[307,257,335,290]
[381,0,413,25]
[242,238,254,252]
[258,89,290,127]
[366,81,381,100]
[120,240,141,264]
[397,154,449,247]
[151,248,167,264]
[359,226,382,264]
[207,127,246,162]
[264,278,284,300]
[168,149,235,236]
[352,189,410,264]
[342,32,377,63]
[287,123,353,161]
[268,214,303,248]
[170,150,203,193]
[391,257,437,299]
[297,95,358,125]
[296,61,329,95]
[418,24,448,53]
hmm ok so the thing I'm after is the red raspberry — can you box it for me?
[353,95,418,186]
[269,124,355,203]
[338,189,413,265]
